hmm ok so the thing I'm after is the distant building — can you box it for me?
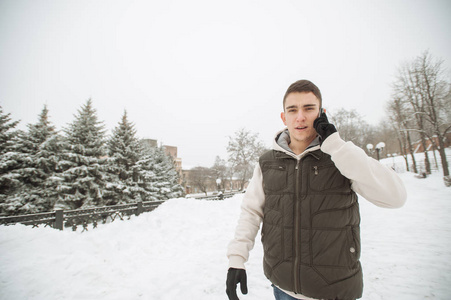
[163,145,182,176]
[163,145,177,158]
[139,139,251,195]
[181,167,249,195]
[141,139,183,181]
[406,133,451,154]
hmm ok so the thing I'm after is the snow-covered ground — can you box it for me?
[1,171,450,300]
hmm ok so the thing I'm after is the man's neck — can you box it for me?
[288,135,319,155]
[289,141,309,155]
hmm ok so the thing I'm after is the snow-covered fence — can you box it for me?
[193,192,240,201]
[379,148,451,175]
[0,200,165,232]
[0,192,240,231]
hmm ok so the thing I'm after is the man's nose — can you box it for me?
[296,111,306,121]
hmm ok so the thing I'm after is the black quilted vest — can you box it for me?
[259,149,363,300]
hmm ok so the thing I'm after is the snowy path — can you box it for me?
[1,172,450,300]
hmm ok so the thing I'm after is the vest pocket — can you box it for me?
[311,226,360,284]
[262,163,287,192]
[348,226,361,261]
[309,163,349,193]
[311,228,352,266]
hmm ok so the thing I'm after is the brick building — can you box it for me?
[141,139,183,179]
[407,132,451,153]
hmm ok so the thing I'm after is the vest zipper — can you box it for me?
[294,159,301,293]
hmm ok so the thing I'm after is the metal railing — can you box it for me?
[0,192,241,231]
[192,192,240,201]
[0,200,164,232]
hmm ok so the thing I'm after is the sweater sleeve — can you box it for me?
[321,132,407,208]
[227,163,266,269]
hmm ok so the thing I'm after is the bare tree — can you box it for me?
[393,58,432,174]
[386,97,417,173]
[329,108,374,151]
[227,128,266,190]
[415,52,450,177]
[188,166,215,195]
[211,156,228,191]
[393,51,450,179]
[373,120,400,159]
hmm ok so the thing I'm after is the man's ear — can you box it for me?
[280,112,287,125]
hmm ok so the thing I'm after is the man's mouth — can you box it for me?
[296,126,307,130]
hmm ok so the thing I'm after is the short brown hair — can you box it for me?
[283,79,322,109]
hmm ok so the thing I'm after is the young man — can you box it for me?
[226,80,406,300]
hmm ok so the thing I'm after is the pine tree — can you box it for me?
[19,105,56,153]
[104,110,144,205]
[0,106,20,155]
[0,107,22,214]
[135,146,185,201]
[1,106,62,215]
[55,99,108,210]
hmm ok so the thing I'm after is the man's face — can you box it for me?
[281,92,320,147]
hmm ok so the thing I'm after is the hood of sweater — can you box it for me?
[272,128,321,159]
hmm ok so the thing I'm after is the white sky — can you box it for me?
[1,0,450,168]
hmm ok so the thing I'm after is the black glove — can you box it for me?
[226,268,248,300]
[313,110,337,144]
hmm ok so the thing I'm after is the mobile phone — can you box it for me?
[318,107,325,117]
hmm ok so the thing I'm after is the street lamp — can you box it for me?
[216,178,222,192]
[375,142,385,161]
[366,142,385,161]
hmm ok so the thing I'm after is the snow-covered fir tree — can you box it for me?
[18,105,56,153]
[134,145,185,201]
[1,106,63,215]
[0,107,22,214]
[1,103,185,214]
[0,106,20,155]
[104,110,144,205]
[55,99,108,210]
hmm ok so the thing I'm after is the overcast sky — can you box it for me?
[1,0,450,168]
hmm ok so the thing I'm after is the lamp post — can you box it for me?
[216,178,222,192]
[375,142,385,161]
[367,142,385,161]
